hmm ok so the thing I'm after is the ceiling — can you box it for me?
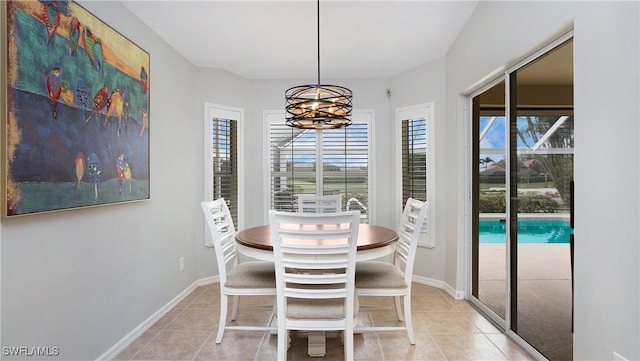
[518,39,573,86]
[121,1,479,80]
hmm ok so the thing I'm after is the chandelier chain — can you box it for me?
[284,0,353,129]
[317,0,320,84]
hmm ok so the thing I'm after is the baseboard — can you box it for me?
[443,282,465,300]
[97,276,219,361]
[198,275,218,286]
[411,274,444,289]
[411,275,465,300]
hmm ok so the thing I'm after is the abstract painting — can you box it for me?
[2,0,150,217]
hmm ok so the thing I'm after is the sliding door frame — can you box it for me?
[466,77,509,332]
[465,29,574,359]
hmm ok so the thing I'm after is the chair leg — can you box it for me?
[394,295,404,321]
[404,296,415,345]
[344,328,354,361]
[230,295,240,320]
[216,294,228,343]
[277,327,288,361]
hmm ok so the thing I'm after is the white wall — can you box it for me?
[193,67,249,279]
[444,1,639,359]
[388,57,448,284]
[1,2,199,360]
[572,3,639,359]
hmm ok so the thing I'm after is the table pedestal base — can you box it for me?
[307,331,326,357]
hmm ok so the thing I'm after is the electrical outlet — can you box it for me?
[179,257,185,272]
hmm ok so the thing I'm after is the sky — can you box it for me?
[480,116,506,163]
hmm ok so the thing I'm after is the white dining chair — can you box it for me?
[354,197,429,344]
[201,199,276,343]
[269,210,360,361]
[297,194,343,213]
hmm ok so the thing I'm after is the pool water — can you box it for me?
[480,219,573,244]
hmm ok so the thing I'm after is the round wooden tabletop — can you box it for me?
[236,224,398,251]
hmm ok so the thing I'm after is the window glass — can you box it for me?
[209,117,238,224]
[267,112,371,222]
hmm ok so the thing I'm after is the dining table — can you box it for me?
[235,223,399,357]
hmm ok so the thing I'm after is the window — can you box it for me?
[396,103,435,247]
[204,104,243,247]
[402,118,427,202]
[264,110,373,223]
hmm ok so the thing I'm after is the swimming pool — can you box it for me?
[479,219,573,244]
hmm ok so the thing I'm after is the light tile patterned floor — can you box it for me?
[114,283,535,361]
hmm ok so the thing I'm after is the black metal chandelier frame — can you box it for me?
[285,0,353,129]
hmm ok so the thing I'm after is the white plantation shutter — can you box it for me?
[397,103,435,248]
[323,122,369,222]
[204,104,243,247]
[209,118,238,224]
[266,111,371,223]
[402,118,427,203]
[268,122,315,212]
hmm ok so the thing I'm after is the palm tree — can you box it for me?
[517,116,574,205]
[480,156,494,175]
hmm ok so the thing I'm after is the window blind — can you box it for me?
[397,104,434,248]
[268,116,370,222]
[210,118,238,225]
[323,123,369,222]
[401,118,428,205]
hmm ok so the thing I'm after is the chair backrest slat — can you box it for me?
[201,198,238,284]
[270,209,359,307]
[395,198,430,283]
[297,194,343,213]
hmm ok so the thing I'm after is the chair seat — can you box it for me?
[225,261,276,288]
[353,198,428,346]
[287,298,345,319]
[355,261,407,289]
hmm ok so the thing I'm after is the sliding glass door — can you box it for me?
[470,37,574,360]
[471,80,507,325]
[510,41,574,359]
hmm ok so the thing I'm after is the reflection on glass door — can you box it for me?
[511,39,574,360]
[472,80,507,325]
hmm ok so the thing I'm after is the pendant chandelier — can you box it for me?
[285,0,353,129]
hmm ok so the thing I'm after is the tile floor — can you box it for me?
[114,283,535,361]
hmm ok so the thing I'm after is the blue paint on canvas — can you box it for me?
[6,1,150,216]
